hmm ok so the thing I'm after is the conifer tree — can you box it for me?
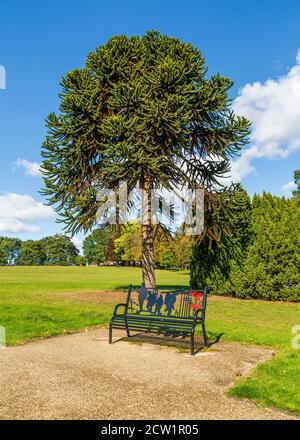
[235,193,300,300]
[190,184,252,289]
[41,31,250,288]
[191,190,300,301]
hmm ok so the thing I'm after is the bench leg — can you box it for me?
[109,324,113,344]
[202,323,208,347]
[191,332,195,356]
[125,322,130,338]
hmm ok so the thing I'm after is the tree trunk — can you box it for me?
[141,175,156,289]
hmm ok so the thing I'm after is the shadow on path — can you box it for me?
[114,331,224,354]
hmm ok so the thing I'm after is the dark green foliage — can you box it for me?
[41,234,79,266]
[190,184,252,289]
[191,190,300,301]
[232,193,300,300]
[16,240,46,266]
[0,237,21,265]
[14,235,79,266]
[83,227,118,265]
[41,31,250,235]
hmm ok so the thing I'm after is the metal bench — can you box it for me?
[109,285,208,355]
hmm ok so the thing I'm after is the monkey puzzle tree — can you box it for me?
[41,31,250,288]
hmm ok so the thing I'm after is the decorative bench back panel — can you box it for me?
[126,286,207,319]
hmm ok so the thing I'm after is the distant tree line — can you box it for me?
[0,235,80,266]
[0,226,192,269]
[191,170,300,301]
[82,223,192,269]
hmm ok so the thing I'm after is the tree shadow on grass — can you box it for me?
[115,331,224,355]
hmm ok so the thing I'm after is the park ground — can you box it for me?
[1,266,300,416]
[0,327,296,420]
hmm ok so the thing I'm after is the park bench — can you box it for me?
[109,285,208,355]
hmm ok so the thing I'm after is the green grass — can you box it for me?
[207,296,300,415]
[205,296,300,414]
[0,265,189,299]
[206,296,300,348]
[0,266,189,345]
[1,266,300,414]
[228,350,300,414]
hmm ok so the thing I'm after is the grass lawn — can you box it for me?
[0,266,189,345]
[1,265,300,415]
[208,297,300,415]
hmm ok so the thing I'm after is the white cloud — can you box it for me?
[14,158,41,177]
[0,193,54,233]
[282,180,297,197]
[230,49,300,181]
[71,236,83,254]
[229,146,259,182]
[0,220,39,233]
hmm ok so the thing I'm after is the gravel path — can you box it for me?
[0,328,296,420]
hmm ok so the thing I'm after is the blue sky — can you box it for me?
[0,0,300,248]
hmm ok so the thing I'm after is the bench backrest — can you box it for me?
[125,285,208,319]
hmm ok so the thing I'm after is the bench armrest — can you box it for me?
[113,303,127,316]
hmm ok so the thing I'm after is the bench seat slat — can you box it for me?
[114,321,193,329]
[111,323,192,330]
[112,314,200,323]
[112,319,195,328]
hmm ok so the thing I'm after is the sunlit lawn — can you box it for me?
[1,266,300,414]
[0,266,189,345]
